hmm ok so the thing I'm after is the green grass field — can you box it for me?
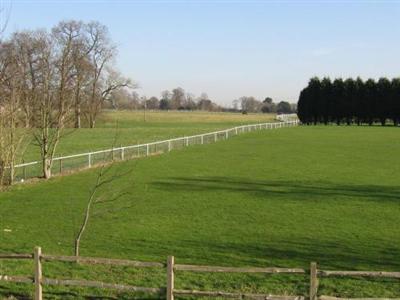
[21,111,275,162]
[1,124,400,299]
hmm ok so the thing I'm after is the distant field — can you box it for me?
[21,110,275,162]
[1,126,399,299]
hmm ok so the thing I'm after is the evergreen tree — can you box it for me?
[297,77,400,126]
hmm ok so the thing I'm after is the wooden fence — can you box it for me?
[1,247,399,300]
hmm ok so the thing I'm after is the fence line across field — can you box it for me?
[13,118,299,181]
[1,247,399,300]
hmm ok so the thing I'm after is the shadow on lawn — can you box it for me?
[126,237,400,271]
[152,176,400,204]
[149,176,400,270]
[0,286,160,300]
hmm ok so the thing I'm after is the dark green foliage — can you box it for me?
[159,99,170,110]
[276,101,292,114]
[297,77,400,126]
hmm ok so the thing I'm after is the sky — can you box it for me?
[1,0,400,106]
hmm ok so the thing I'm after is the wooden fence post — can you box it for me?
[59,159,63,174]
[88,153,92,168]
[34,246,42,300]
[23,160,26,180]
[168,140,172,152]
[310,262,318,300]
[146,144,149,156]
[167,256,174,300]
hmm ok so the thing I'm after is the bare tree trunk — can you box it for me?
[74,175,99,256]
[42,158,51,179]
[75,102,81,128]
[74,82,81,128]
[89,115,95,128]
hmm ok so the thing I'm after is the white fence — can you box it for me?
[13,119,299,181]
[276,113,298,121]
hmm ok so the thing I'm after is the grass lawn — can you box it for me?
[21,110,275,162]
[1,125,399,299]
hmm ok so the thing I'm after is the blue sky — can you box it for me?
[2,0,400,105]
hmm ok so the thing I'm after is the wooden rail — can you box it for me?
[43,278,164,294]
[41,254,165,268]
[0,248,399,300]
[319,270,400,279]
[0,275,33,284]
[174,289,304,300]
[311,264,400,300]
[174,264,305,274]
[319,296,400,300]
[0,253,33,259]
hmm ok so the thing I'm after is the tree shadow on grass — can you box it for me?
[0,286,30,300]
[127,237,400,271]
[152,176,400,204]
[0,285,160,300]
[148,176,400,270]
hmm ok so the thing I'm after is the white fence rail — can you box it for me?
[14,119,299,181]
[276,113,298,121]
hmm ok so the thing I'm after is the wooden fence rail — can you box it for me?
[0,247,399,300]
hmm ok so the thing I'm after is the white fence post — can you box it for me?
[121,148,125,160]
[214,133,217,142]
[88,153,92,168]
[168,140,172,152]
[186,137,189,147]
[201,135,204,145]
[225,130,228,139]
[146,144,149,156]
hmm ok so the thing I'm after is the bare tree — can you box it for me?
[197,93,214,111]
[71,23,92,128]
[0,39,28,185]
[240,96,262,113]
[101,69,133,107]
[32,21,81,179]
[74,132,132,257]
[85,22,115,128]
[0,20,134,181]
[146,96,159,110]
[170,87,186,110]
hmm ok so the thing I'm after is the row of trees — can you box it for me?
[233,96,296,114]
[106,88,223,111]
[106,89,297,114]
[0,20,132,183]
[298,77,400,126]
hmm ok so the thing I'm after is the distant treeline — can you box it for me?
[106,88,225,112]
[107,89,297,114]
[297,77,400,126]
